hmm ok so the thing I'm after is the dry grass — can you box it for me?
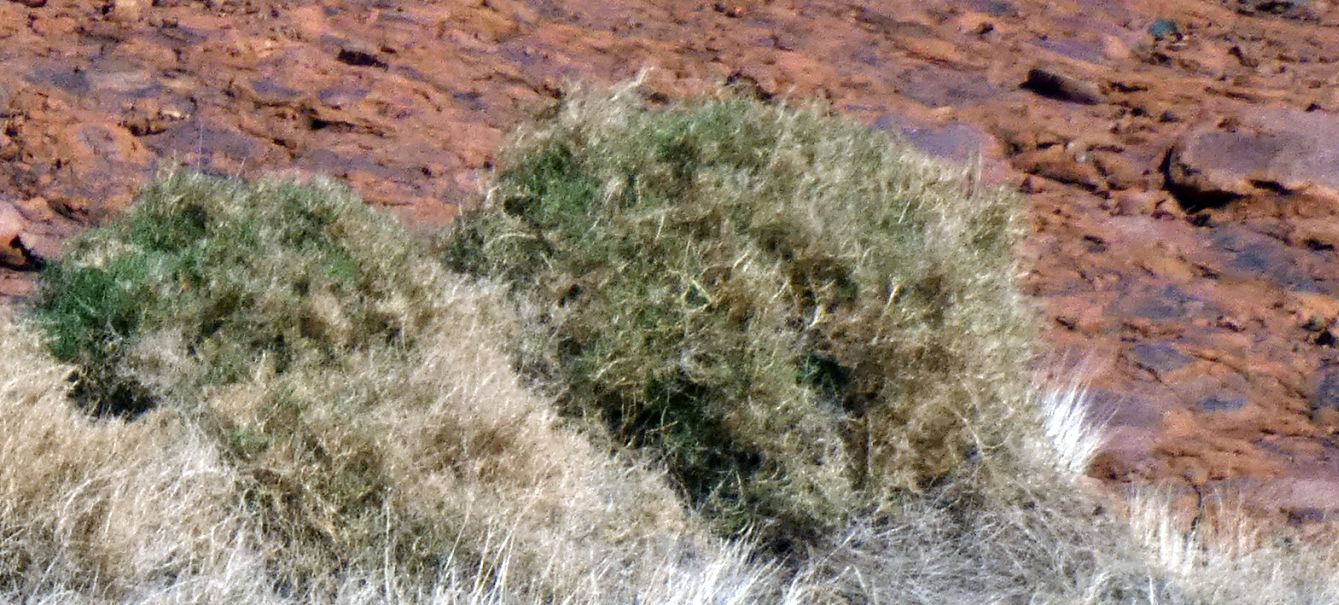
[0,312,264,602]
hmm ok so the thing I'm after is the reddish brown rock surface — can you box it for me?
[4,0,1339,523]
[1168,108,1339,209]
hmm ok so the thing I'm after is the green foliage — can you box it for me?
[34,172,436,416]
[441,88,1037,546]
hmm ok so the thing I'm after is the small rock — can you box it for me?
[1182,463,1210,486]
[1286,508,1332,525]
[334,41,388,69]
[1012,145,1104,190]
[1229,45,1259,67]
[48,195,93,222]
[13,197,54,223]
[18,230,57,264]
[1148,18,1181,42]
[1110,190,1163,216]
[1242,0,1316,18]
[103,0,144,23]
[725,70,776,102]
[1022,66,1104,105]
[1314,329,1337,347]
[120,99,171,136]
[1129,342,1194,380]
[1200,392,1248,412]
[0,203,37,270]
[711,2,746,18]
[1310,368,1339,420]
[9,0,46,7]
[1102,35,1132,61]
[1091,150,1145,190]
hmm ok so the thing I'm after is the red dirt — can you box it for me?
[4,0,1339,524]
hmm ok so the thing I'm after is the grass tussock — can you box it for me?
[34,174,441,417]
[7,85,1339,604]
[440,84,1036,544]
[19,171,749,601]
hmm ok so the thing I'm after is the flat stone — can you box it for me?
[876,115,990,160]
[1205,226,1329,293]
[1200,391,1248,412]
[967,0,1017,17]
[1129,342,1194,380]
[232,78,308,107]
[1311,368,1339,418]
[1113,284,1210,323]
[897,65,1002,107]
[1166,109,1339,211]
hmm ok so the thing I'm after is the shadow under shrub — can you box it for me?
[440,86,1037,546]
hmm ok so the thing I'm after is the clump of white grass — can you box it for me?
[1035,378,1108,478]
[1122,487,1339,604]
[1128,487,1204,580]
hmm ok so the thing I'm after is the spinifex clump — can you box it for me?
[442,87,1037,545]
[34,171,438,416]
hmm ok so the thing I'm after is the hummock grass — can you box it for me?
[10,86,1339,604]
[440,85,1036,544]
[23,171,733,600]
[34,173,441,417]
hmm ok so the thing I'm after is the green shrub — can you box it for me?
[440,87,1037,545]
[34,171,439,416]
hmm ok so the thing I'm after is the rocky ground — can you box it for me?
[4,0,1339,525]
